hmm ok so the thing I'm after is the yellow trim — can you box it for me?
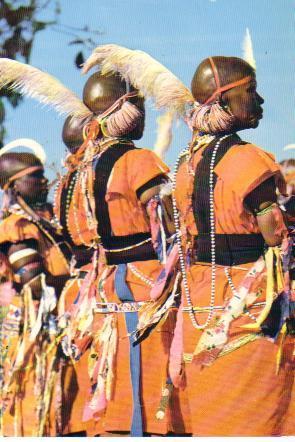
[103,237,151,253]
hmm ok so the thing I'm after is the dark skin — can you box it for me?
[62,75,145,154]
[5,167,68,298]
[223,77,264,130]
[63,75,172,236]
[7,242,44,298]
[83,73,145,140]
[140,185,175,236]
[191,56,264,131]
[192,56,285,246]
[13,168,49,204]
[62,115,90,154]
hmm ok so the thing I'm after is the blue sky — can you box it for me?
[3,0,294,185]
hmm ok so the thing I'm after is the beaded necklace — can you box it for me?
[54,137,133,249]
[127,263,155,288]
[172,134,229,329]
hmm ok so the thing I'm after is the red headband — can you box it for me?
[204,57,252,105]
[3,165,44,190]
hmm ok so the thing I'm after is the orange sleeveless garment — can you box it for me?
[175,141,295,436]
[0,211,71,436]
[55,146,191,435]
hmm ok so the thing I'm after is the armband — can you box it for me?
[256,203,278,217]
[8,248,39,265]
[15,262,41,276]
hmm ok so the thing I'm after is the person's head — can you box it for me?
[83,72,145,140]
[190,56,264,134]
[62,115,91,154]
[0,152,48,204]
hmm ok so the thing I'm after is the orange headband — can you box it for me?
[204,57,252,105]
[3,165,44,190]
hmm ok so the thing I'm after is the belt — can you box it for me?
[94,301,149,314]
[182,301,266,313]
[194,233,265,266]
[104,240,157,265]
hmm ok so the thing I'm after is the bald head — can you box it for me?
[62,115,93,153]
[191,56,255,104]
[83,72,128,114]
[190,56,263,132]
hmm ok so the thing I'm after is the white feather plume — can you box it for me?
[0,138,46,164]
[0,58,92,119]
[82,44,194,115]
[154,111,174,159]
[242,28,256,70]
[283,144,295,151]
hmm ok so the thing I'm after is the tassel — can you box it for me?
[154,111,174,159]
[155,379,173,420]
[157,203,167,264]
[276,323,287,375]
[168,297,184,388]
[241,247,284,330]
[106,101,143,137]
[189,100,235,134]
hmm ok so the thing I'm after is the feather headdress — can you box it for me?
[82,44,194,116]
[0,138,46,164]
[283,144,295,151]
[0,58,92,119]
[242,28,256,70]
[153,111,174,159]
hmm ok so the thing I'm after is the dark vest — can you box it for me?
[192,134,265,266]
[61,142,157,265]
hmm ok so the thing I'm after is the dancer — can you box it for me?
[0,55,190,436]
[89,44,295,436]
[172,56,294,436]
[55,71,185,436]
[0,140,71,436]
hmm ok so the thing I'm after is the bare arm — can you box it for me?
[245,177,288,246]
[138,176,175,237]
[7,241,45,299]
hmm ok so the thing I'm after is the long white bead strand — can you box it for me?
[172,135,228,329]
[207,135,228,326]
[172,147,205,329]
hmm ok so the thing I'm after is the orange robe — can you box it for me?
[0,209,70,436]
[56,264,101,436]
[175,138,295,436]
[55,143,190,435]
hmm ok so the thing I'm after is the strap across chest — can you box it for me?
[192,133,245,234]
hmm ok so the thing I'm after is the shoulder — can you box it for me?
[226,142,275,161]
[108,147,170,196]
[121,147,169,173]
[216,142,280,175]
[215,142,282,198]
[0,213,40,245]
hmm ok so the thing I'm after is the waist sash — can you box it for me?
[194,233,265,265]
[114,264,143,437]
[104,233,157,265]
